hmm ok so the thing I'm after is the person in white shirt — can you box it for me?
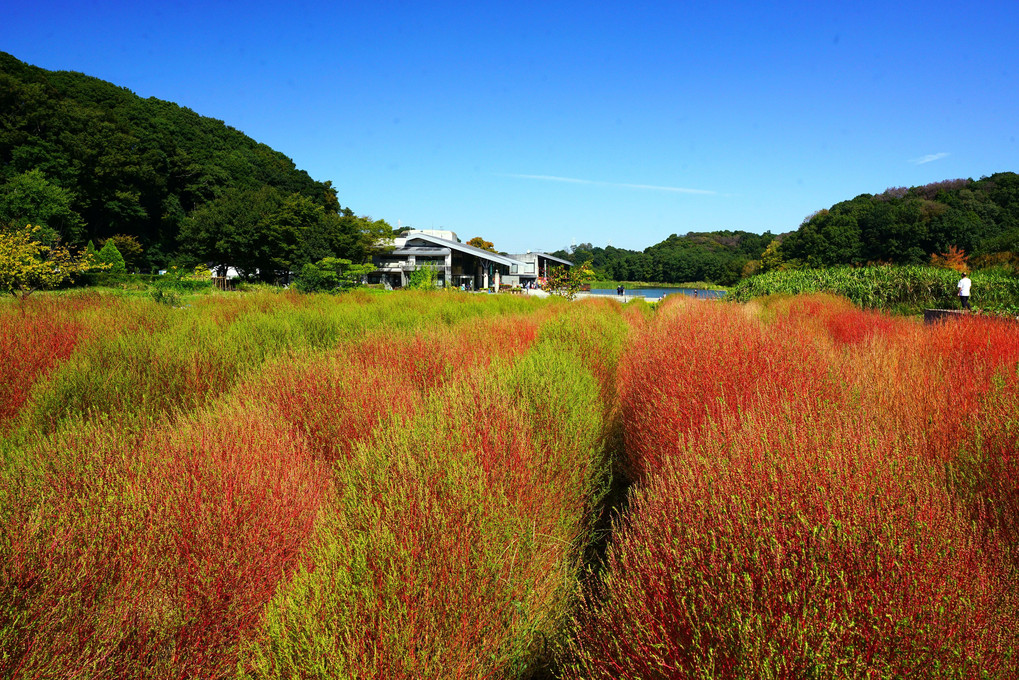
[957,272,972,311]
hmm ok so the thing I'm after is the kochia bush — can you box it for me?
[567,295,1019,678]
[241,321,614,678]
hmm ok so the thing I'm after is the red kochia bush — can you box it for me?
[1,408,333,679]
[244,315,541,463]
[762,293,907,347]
[0,297,96,427]
[919,316,1019,567]
[619,295,840,483]
[569,413,1014,678]
[143,408,333,679]
[568,297,1018,678]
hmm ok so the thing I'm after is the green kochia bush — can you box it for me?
[16,291,547,434]
[241,341,610,678]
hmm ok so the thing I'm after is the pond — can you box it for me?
[588,287,727,300]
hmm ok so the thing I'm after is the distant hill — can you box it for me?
[778,173,1019,269]
[554,231,775,286]
[559,173,1019,285]
[0,51,373,275]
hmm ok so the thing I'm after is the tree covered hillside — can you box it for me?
[778,174,1019,269]
[0,52,385,277]
[560,174,1018,286]
[554,230,775,285]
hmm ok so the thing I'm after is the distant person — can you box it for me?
[957,272,972,310]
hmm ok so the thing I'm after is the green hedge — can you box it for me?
[728,266,1019,315]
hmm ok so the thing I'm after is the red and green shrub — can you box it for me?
[568,295,1019,678]
[241,327,612,678]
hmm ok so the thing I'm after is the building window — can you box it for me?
[511,264,519,274]
[525,263,535,273]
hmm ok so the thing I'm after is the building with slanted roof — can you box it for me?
[501,251,575,288]
[369,230,572,290]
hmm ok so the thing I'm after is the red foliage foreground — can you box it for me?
[568,295,1019,678]
[1,408,332,679]
[0,303,562,679]
[0,294,116,428]
[6,291,1015,678]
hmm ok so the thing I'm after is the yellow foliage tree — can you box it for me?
[760,239,785,272]
[0,224,104,298]
[466,236,496,252]
[930,245,969,273]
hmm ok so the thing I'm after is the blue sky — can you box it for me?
[3,1,1017,254]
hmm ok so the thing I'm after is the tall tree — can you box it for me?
[0,169,85,243]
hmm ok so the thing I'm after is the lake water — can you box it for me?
[589,287,727,300]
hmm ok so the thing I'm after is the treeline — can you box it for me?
[780,174,1019,269]
[0,52,385,278]
[559,173,1019,285]
[553,230,776,286]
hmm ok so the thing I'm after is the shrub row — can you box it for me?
[728,266,1019,314]
[567,294,1019,677]
[0,291,628,678]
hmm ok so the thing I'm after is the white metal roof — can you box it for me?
[403,233,525,268]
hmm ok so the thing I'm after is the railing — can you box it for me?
[376,263,448,271]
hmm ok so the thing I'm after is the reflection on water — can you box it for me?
[589,288,726,300]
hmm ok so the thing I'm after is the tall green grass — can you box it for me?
[729,266,1019,314]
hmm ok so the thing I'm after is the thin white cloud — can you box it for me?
[503,173,716,195]
[910,152,950,165]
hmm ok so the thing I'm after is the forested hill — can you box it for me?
[558,173,1019,285]
[0,52,380,276]
[553,231,775,285]
[778,173,1019,269]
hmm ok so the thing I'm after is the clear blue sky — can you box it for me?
[4,1,1017,254]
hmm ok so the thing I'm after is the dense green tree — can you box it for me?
[293,257,374,293]
[179,187,303,280]
[96,238,126,273]
[0,169,84,243]
[103,234,143,271]
[782,209,863,267]
[179,187,381,281]
[324,213,394,264]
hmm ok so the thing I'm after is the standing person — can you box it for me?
[957,272,972,311]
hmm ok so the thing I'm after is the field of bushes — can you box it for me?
[2,288,1018,678]
[728,265,1019,316]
